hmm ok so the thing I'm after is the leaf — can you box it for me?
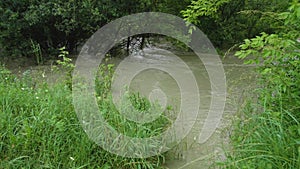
[102,163,111,169]
[297,6,300,18]
[244,39,251,46]
[235,51,243,57]
[262,68,271,75]
[244,59,255,64]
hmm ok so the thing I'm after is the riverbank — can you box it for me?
[0,62,168,168]
[1,50,258,168]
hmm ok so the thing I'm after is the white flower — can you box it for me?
[70,157,75,161]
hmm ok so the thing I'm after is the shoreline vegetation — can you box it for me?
[219,1,300,168]
[0,62,169,169]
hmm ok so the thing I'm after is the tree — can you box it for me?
[0,0,119,57]
[181,0,291,48]
[0,0,192,59]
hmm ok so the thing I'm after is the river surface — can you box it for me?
[107,47,256,168]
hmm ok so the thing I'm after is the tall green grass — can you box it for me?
[221,62,300,168]
[0,64,168,169]
[222,99,300,168]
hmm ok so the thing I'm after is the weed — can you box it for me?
[30,39,43,65]
[0,62,168,168]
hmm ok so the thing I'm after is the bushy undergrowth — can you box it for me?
[221,2,300,168]
[0,63,168,168]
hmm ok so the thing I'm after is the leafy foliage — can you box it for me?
[181,0,291,48]
[223,1,300,168]
[236,0,300,113]
[182,0,230,24]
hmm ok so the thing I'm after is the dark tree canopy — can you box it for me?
[0,0,190,58]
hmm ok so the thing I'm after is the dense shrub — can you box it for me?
[222,1,300,168]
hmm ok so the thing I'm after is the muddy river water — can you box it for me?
[106,47,256,168]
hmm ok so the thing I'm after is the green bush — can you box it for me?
[221,1,300,168]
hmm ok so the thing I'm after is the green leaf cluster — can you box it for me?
[181,0,291,48]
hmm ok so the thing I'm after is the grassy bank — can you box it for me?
[0,64,168,169]
[223,98,300,168]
